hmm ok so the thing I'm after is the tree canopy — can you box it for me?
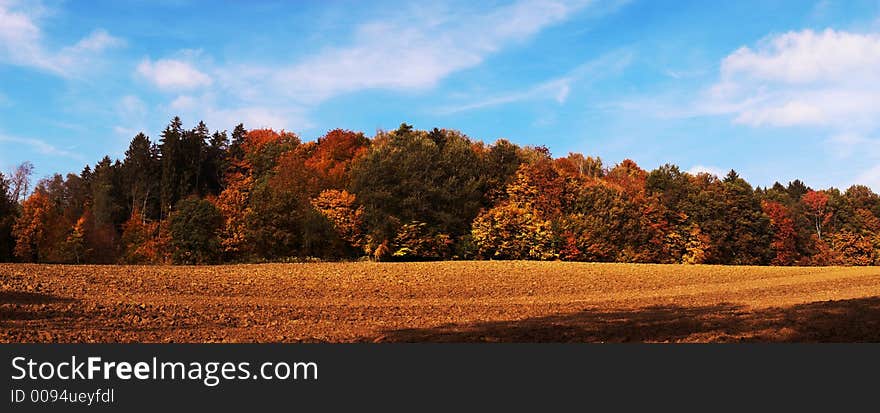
[2,117,879,266]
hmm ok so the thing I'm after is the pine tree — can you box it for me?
[123,132,160,222]
[159,117,184,216]
[0,172,17,261]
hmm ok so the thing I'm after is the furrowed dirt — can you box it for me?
[2,262,880,343]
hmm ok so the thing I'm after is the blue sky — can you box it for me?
[3,0,880,190]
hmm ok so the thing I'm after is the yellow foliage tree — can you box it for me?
[311,189,365,250]
[471,202,556,260]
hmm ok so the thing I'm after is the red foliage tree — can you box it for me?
[304,129,370,191]
[761,200,799,265]
[802,190,830,240]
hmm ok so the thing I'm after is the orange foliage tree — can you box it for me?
[12,190,55,262]
[304,129,370,191]
[120,209,169,264]
[311,189,365,251]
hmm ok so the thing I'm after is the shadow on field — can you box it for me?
[0,290,82,327]
[0,290,75,305]
[381,297,880,343]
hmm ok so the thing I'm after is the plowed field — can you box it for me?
[2,262,880,342]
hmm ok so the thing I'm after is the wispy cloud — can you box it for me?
[264,0,592,102]
[112,95,150,138]
[437,50,633,114]
[158,93,311,131]
[855,164,880,190]
[137,0,598,129]
[0,0,124,77]
[0,134,84,161]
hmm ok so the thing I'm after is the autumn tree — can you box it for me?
[762,200,798,265]
[845,185,880,218]
[246,130,344,259]
[311,189,365,252]
[555,152,604,180]
[63,213,89,264]
[304,129,370,191]
[802,190,830,240]
[3,115,878,266]
[213,174,253,261]
[556,182,631,262]
[472,202,556,260]
[12,190,55,262]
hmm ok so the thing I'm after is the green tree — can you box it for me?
[349,124,485,256]
[0,172,17,261]
[169,198,223,264]
[123,132,161,221]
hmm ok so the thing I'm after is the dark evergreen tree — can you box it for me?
[123,132,161,221]
[203,130,229,195]
[0,172,16,261]
[159,117,185,216]
[170,197,222,264]
[349,124,485,251]
[229,123,247,164]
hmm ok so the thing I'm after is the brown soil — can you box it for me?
[2,262,879,342]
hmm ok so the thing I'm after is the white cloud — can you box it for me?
[689,27,880,191]
[733,100,826,127]
[137,58,213,90]
[686,165,726,178]
[720,29,880,85]
[0,1,123,76]
[700,29,880,189]
[705,29,880,130]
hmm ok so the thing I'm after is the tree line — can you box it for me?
[1,118,879,265]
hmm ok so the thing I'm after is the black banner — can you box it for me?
[1,344,877,411]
